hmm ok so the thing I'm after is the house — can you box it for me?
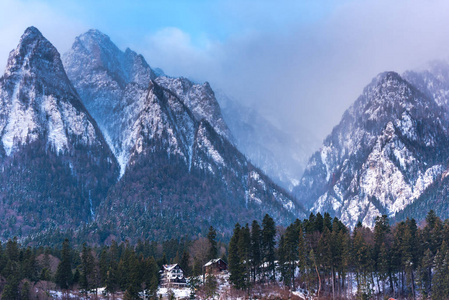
[204,258,228,274]
[160,264,187,287]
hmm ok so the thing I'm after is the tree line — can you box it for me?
[228,211,449,299]
[0,226,223,299]
[2,211,449,299]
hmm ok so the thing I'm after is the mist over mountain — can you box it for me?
[218,92,320,191]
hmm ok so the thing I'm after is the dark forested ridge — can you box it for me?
[2,210,449,299]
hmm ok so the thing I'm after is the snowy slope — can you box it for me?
[295,72,449,228]
[155,76,233,141]
[0,27,104,155]
[63,29,156,175]
[63,30,232,176]
[0,27,118,238]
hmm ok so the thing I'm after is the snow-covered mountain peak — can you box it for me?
[0,27,109,156]
[0,27,119,238]
[65,29,156,89]
[4,26,73,91]
[295,70,449,228]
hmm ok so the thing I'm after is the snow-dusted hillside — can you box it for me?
[155,76,233,141]
[62,29,156,175]
[0,27,105,155]
[295,71,449,228]
[0,27,118,238]
[63,30,232,176]
[93,78,305,240]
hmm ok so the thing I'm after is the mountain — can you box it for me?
[63,30,305,242]
[63,30,232,176]
[393,61,449,221]
[218,92,319,191]
[294,71,449,228]
[62,29,156,176]
[0,27,119,239]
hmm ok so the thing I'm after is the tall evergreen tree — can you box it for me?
[99,247,109,286]
[229,223,245,289]
[207,226,218,261]
[416,248,433,299]
[179,251,191,277]
[432,241,449,299]
[80,243,95,294]
[262,214,276,281]
[250,220,262,284]
[55,239,72,289]
[238,224,251,290]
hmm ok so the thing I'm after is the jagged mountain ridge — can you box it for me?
[63,30,232,176]
[294,71,449,228]
[96,84,302,240]
[62,29,305,241]
[0,27,119,238]
[394,61,449,222]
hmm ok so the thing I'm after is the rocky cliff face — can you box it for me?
[63,31,232,176]
[295,71,449,228]
[0,27,118,238]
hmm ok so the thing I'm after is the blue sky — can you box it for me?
[1,0,449,141]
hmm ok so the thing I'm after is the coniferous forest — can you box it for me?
[1,211,449,299]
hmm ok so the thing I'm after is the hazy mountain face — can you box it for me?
[218,92,320,191]
[0,27,119,238]
[295,71,449,228]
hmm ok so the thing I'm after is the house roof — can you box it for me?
[204,258,227,267]
[162,264,180,271]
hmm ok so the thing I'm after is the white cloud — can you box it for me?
[140,27,224,83]
[134,0,449,141]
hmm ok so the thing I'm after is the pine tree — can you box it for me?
[5,238,19,262]
[105,266,118,297]
[298,227,306,280]
[80,243,94,295]
[207,226,218,261]
[179,251,191,277]
[432,241,449,299]
[99,247,109,286]
[278,234,288,286]
[352,227,373,299]
[250,220,261,284]
[229,223,244,289]
[204,274,218,299]
[2,274,20,300]
[55,239,72,290]
[262,214,276,281]
[142,256,159,298]
[416,248,433,299]
[283,223,299,289]
[21,281,31,300]
[237,224,251,290]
